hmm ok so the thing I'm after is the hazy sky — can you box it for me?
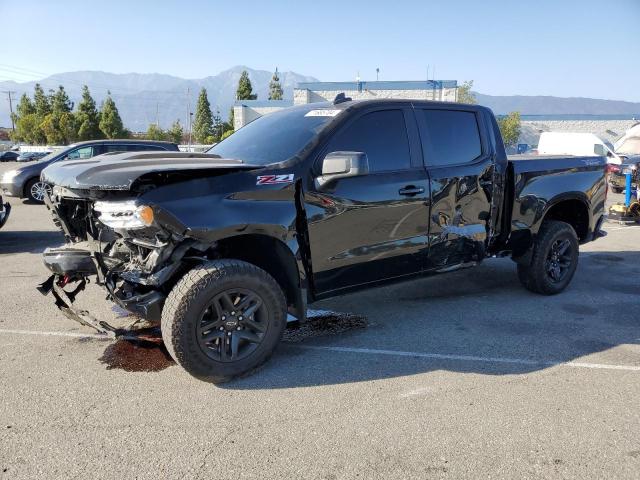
[1,0,639,101]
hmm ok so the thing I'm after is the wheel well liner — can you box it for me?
[543,198,589,241]
[213,234,303,313]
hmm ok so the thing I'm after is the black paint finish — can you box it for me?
[42,100,606,314]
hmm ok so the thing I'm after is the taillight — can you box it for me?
[606,164,621,174]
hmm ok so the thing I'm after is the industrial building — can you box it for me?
[232,79,458,130]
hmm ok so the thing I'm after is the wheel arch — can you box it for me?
[540,194,590,242]
[212,233,307,322]
[511,193,590,264]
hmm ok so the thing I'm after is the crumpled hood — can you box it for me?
[41,152,261,191]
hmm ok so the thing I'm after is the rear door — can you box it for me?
[304,107,430,295]
[415,107,495,269]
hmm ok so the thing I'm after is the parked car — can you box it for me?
[0,195,9,229]
[38,99,607,382]
[17,151,51,162]
[0,139,179,203]
[0,151,19,162]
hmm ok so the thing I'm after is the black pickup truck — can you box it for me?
[39,99,607,382]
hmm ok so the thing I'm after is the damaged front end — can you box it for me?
[38,186,203,339]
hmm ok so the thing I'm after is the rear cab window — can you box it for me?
[417,109,483,167]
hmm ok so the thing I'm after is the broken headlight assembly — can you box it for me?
[94,200,155,230]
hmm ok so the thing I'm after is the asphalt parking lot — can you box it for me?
[0,160,639,479]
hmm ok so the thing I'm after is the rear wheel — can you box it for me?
[611,186,623,194]
[161,259,287,383]
[26,178,52,203]
[517,220,579,295]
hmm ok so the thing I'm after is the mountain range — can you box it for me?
[0,66,318,131]
[1,66,639,131]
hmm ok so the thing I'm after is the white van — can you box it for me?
[537,132,622,165]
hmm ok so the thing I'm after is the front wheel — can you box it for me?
[517,220,579,295]
[26,178,52,203]
[161,259,287,383]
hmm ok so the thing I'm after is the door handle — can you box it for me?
[398,186,425,196]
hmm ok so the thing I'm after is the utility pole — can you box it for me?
[186,88,191,151]
[432,65,436,100]
[3,91,16,132]
[188,112,193,151]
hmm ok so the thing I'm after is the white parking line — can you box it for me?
[293,345,640,372]
[0,328,108,340]
[3,329,639,373]
[605,225,640,232]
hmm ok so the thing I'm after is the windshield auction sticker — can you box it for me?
[304,109,342,117]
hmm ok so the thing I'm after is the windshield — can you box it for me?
[207,106,337,165]
[616,137,640,155]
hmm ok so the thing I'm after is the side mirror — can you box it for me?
[316,151,369,188]
[593,144,606,157]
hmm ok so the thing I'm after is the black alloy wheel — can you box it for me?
[545,238,573,283]
[197,288,267,362]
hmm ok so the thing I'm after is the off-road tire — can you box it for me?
[161,259,287,383]
[517,220,579,295]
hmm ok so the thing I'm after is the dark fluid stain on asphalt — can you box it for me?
[284,311,368,343]
[99,340,175,372]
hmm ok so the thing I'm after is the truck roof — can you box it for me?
[303,98,493,115]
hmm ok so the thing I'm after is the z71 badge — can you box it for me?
[256,174,294,185]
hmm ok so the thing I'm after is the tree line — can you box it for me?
[10,72,522,147]
[10,68,283,146]
[11,84,127,145]
[190,68,283,144]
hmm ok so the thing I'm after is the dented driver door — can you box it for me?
[415,106,495,270]
[304,107,430,295]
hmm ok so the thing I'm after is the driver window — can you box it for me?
[65,146,94,160]
[326,110,411,173]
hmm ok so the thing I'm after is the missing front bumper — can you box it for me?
[39,242,166,341]
[37,274,163,343]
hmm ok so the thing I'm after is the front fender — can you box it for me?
[139,175,313,317]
